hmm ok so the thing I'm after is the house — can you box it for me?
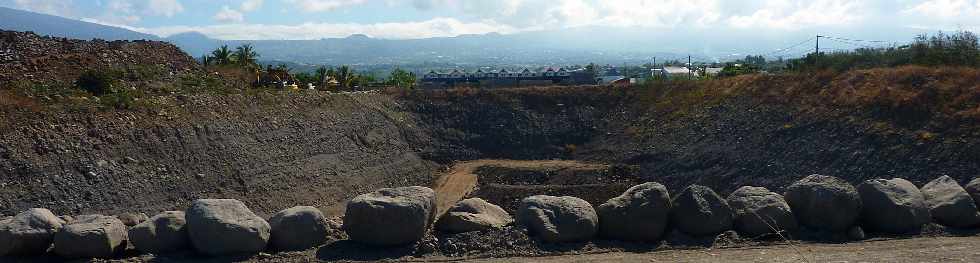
[705,67,724,76]
[655,66,698,79]
[597,76,626,85]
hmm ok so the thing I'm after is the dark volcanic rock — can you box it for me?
[0,208,65,256]
[344,186,436,246]
[670,185,733,237]
[186,199,270,256]
[857,178,931,234]
[53,215,128,259]
[597,182,671,242]
[921,176,980,228]
[269,206,331,251]
[129,211,189,254]
[726,186,798,237]
[436,198,513,234]
[784,174,862,231]
[517,195,597,243]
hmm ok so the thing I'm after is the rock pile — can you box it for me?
[7,174,980,260]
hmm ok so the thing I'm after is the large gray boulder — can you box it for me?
[517,195,598,243]
[436,198,513,234]
[921,176,980,228]
[858,178,931,233]
[727,186,798,237]
[784,174,862,231]
[670,185,733,237]
[0,208,65,256]
[269,206,331,251]
[186,199,271,256]
[963,178,980,208]
[53,215,128,259]
[597,182,671,242]
[344,186,436,246]
[129,211,189,254]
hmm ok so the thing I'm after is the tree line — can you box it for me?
[202,44,416,90]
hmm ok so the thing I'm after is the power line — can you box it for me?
[821,35,892,43]
[762,37,816,58]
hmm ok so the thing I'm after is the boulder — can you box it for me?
[857,178,931,233]
[53,215,128,259]
[436,198,513,234]
[115,212,149,227]
[186,199,271,256]
[269,206,331,251]
[726,186,798,237]
[344,186,436,246]
[517,195,598,243]
[129,211,189,254]
[784,174,862,231]
[0,208,65,256]
[921,176,980,228]
[963,178,980,208]
[669,185,733,236]
[597,182,671,242]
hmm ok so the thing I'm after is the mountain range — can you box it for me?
[0,6,924,68]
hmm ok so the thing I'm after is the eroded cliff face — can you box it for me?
[0,92,439,216]
[403,68,980,194]
[2,67,978,217]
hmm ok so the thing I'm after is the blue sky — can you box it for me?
[3,0,980,40]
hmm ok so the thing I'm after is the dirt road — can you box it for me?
[430,159,607,216]
[456,236,980,263]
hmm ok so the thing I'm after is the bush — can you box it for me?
[76,70,121,96]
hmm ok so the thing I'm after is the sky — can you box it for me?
[2,0,980,40]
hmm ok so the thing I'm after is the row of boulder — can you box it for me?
[343,174,980,245]
[0,199,335,258]
[4,174,980,259]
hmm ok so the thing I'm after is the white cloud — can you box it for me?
[13,0,74,16]
[283,0,367,12]
[213,5,245,23]
[145,0,183,17]
[241,0,264,12]
[898,0,980,31]
[727,0,865,30]
[137,17,516,40]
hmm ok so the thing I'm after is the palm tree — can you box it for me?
[234,44,259,68]
[210,45,233,65]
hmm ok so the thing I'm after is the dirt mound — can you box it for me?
[0,30,199,86]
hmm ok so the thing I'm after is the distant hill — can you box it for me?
[0,7,159,41]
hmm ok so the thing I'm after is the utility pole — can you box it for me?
[688,55,692,79]
[815,35,822,55]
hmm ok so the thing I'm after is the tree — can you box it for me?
[387,68,416,88]
[336,65,355,90]
[234,44,260,68]
[315,66,329,85]
[210,45,234,65]
[201,54,213,67]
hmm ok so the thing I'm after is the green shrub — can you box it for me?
[76,70,121,96]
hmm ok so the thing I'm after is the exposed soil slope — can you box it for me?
[404,67,980,194]
[0,92,439,217]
